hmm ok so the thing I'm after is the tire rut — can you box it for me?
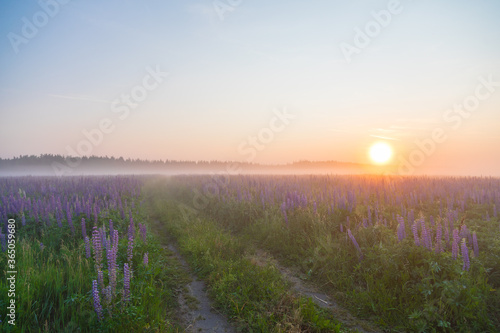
[248,249,383,333]
[166,243,235,333]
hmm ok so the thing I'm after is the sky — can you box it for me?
[0,0,499,175]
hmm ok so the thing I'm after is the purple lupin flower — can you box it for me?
[84,236,91,258]
[123,263,131,303]
[397,215,406,239]
[81,218,86,238]
[421,222,431,250]
[108,231,118,295]
[119,199,125,220]
[412,222,420,246]
[92,280,103,321]
[109,219,114,243]
[143,252,148,266]
[281,202,288,225]
[408,210,414,225]
[103,285,112,307]
[112,229,119,249]
[127,226,134,266]
[435,223,442,253]
[98,270,104,292]
[106,237,111,260]
[140,223,147,243]
[100,227,107,252]
[340,224,343,233]
[444,222,450,245]
[56,206,63,228]
[128,212,135,237]
[461,238,470,271]
[472,231,479,257]
[460,224,468,241]
[93,204,98,225]
[66,202,75,234]
[370,206,375,226]
[347,229,363,260]
[452,229,459,260]
[92,226,103,271]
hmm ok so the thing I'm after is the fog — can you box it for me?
[1,165,499,178]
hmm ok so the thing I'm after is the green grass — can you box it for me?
[146,180,350,332]
[146,175,500,333]
[212,201,498,332]
[2,175,499,332]
[0,205,186,332]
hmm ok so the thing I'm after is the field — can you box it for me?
[1,175,500,332]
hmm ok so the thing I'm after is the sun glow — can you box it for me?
[369,142,393,164]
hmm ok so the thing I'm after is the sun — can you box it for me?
[369,142,393,164]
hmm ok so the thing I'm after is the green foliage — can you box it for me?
[148,176,500,332]
[4,175,498,332]
[149,194,347,332]
[0,195,184,332]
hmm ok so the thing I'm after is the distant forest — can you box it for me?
[0,154,383,175]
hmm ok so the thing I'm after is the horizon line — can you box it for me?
[0,153,382,167]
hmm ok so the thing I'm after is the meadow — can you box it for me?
[0,176,186,332]
[1,175,499,332]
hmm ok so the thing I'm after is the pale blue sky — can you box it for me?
[1,0,499,174]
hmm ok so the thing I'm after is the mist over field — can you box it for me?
[1,155,499,178]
